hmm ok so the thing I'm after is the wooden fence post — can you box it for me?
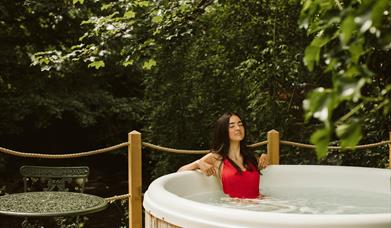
[267,130,280,165]
[128,131,142,228]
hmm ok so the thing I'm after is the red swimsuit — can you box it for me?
[221,159,260,198]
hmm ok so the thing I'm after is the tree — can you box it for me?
[27,0,320,176]
[0,0,144,153]
[299,0,391,158]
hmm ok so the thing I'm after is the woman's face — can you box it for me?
[228,115,245,142]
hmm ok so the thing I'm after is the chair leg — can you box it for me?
[21,218,40,228]
[55,216,83,228]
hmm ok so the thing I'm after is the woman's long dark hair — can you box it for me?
[211,112,258,173]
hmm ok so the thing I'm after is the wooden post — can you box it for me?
[128,131,142,228]
[267,130,280,165]
[389,131,391,169]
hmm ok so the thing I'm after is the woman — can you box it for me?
[177,112,269,199]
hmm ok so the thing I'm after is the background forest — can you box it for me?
[0,0,390,227]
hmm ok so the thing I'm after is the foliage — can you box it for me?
[1,0,389,188]
[0,0,144,152]
[30,0,215,72]
[142,0,318,177]
[12,0,389,172]
[299,0,391,158]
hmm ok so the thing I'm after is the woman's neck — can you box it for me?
[228,142,241,159]
[228,142,246,169]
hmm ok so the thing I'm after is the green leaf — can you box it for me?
[371,0,388,28]
[123,59,134,67]
[311,35,330,47]
[135,1,150,7]
[88,60,105,69]
[79,33,88,41]
[142,59,156,70]
[39,58,50,65]
[101,3,112,11]
[73,0,84,4]
[383,100,391,115]
[344,65,359,78]
[310,127,331,160]
[179,4,189,13]
[152,15,163,23]
[336,119,362,148]
[303,45,320,71]
[302,0,313,12]
[299,0,318,29]
[349,38,364,63]
[335,77,366,102]
[340,16,355,45]
[124,11,136,19]
[304,88,335,123]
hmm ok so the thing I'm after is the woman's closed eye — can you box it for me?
[229,122,243,128]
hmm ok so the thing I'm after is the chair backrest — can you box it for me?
[20,165,89,192]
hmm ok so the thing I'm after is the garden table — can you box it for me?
[0,191,108,224]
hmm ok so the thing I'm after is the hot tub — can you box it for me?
[143,165,391,228]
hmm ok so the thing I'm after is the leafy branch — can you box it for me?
[300,0,391,158]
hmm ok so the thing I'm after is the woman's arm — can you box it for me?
[177,153,219,176]
[177,160,200,172]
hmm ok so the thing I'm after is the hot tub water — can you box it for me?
[186,187,391,214]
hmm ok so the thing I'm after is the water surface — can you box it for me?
[185,187,391,214]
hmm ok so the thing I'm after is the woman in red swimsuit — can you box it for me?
[178,112,269,199]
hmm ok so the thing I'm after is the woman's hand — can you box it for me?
[177,155,217,176]
[197,160,216,176]
[258,153,269,170]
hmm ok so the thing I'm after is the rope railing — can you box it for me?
[0,139,388,158]
[142,142,209,154]
[141,141,268,154]
[105,193,131,203]
[280,140,391,150]
[248,141,268,148]
[0,142,129,159]
[0,140,268,158]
